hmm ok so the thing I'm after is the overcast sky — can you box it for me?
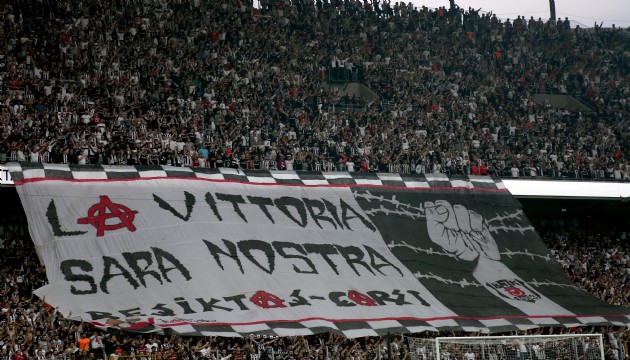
[411,0,630,28]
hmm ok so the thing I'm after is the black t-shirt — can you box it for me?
[121,341,134,355]
[103,339,117,355]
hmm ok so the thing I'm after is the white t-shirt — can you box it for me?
[29,151,40,163]
[78,149,88,165]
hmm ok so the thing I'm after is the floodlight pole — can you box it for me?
[549,0,556,23]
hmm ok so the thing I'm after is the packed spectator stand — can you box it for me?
[1,0,630,359]
[0,0,629,179]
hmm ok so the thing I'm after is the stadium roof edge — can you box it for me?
[503,179,630,200]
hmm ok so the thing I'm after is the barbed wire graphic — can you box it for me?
[528,279,582,290]
[489,224,537,234]
[414,272,483,288]
[486,210,526,223]
[415,272,581,291]
[389,242,553,262]
[413,272,580,290]
[486,210,536,234]
[388,241,459,259]
[354,191,426,218]
[363,206,424,220]
[355,192,536,235]
[501,248,554,262]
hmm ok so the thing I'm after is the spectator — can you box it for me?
[78,333,90,356]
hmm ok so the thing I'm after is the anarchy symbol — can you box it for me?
[77,195,138,237]
[249,290,286,309]
[347,290,377,306]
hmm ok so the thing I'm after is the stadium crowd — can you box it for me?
[1,219,629,359]
[0,0,629,179]
[1,0,630,359]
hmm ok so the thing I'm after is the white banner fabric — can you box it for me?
[18,176,454,335]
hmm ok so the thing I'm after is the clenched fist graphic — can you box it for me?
[424,200,500,262]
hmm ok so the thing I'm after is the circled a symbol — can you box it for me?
[249,290,286,309]
[77,195,138,237]
[347,290,377,306]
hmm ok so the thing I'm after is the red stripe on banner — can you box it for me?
[90,313,629,329]
[12,176,510,193]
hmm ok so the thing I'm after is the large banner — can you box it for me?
[0,165,12,184]
[10,164,630,337]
